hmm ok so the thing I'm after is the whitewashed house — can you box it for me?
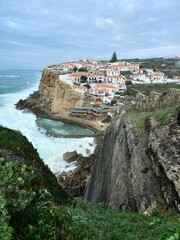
[106,68,121,76]
[71,85,88,94]
[151,72,165,83]
[118,82,127,92]
[90,84,119,97]
[106,75,126,84]
[69,72,87,84]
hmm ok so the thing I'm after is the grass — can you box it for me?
[154,104,179,126]
[126,83,180,96]
[0,122,179,239]
[67,199,180,240]
[0,125,72,205]
[123,104,180,141]
[123,108,150,140]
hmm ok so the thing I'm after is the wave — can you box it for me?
[0,72,95,173]
[0,75,21,78]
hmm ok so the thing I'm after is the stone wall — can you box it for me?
[136,88,180,110]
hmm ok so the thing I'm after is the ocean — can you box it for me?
[0,69,95,174]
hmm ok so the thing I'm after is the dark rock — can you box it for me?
[177,109,180,126]
[57,154,95,197]
[63,151,79,163]
[68,185,84,197]
[84,116,180,213]
[86,149,90,155]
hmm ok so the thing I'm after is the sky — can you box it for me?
[0,0,180,69]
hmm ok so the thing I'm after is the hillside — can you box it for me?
[0,126,179,239]
[126,82,180,96]
[122,57,180,77]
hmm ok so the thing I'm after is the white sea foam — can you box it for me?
[0,77,95,173]
[1,75,21,78]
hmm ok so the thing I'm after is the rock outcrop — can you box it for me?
[63,151,79,163]
[58,154,95,197]
[84,113,180,213]
[16,69,92,118]
[16,69,106,131]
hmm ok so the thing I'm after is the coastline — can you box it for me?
[22,108,108,136]
[20,106,109,137]
[45,113,108,133]
[15,68,110,136]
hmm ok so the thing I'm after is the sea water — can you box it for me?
[0,70,95,174]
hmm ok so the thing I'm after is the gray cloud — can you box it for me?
[0,0,180,69]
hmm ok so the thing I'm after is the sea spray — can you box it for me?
[0,70,95,173]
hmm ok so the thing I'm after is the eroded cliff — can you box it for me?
[16,69,90,118]
[84,111,180,213]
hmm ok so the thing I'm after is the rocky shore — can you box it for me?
[57,153,96,196]
[16,68,110,133]
[14,68,107,197]
[56,133,102,196]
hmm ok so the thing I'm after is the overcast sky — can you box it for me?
[0,0,180,69]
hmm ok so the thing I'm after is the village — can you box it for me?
[45,57,180,123]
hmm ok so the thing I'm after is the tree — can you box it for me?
[78,67,88,72]
[125,80,133,86]
[73,66,78,72]
[80,75,88,83]
[110,51,118,63]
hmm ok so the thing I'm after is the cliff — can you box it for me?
[136,89,180,110]
[39,69,90,117]
[1,127,179,239]
[16,69,90,116]
[16,68,104,131]
[84,110,180,213]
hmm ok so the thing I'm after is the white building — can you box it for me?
[71,85,88,94]
[106,75,126,84]
[106,68,121,76]
[89,84,119,97]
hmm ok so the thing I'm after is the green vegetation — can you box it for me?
[124,108,150,139]
[78,67,88,72]
[110,51,118,62]
[80,75,88,83]
[0,126,71,205]
[73,66,78,72]
[126,83,180,96]
[154,104,180,126]
[122,57,180,78]
[0,125,179,239]
[124,104,180,141]
[125,80,133,86]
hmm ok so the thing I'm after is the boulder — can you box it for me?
[57,154,95,197]
[63,151,79,163]
[86,149,90,155]
[67,185,84,197]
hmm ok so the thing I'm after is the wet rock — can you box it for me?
[57,154,95,197]
[86,149,90,155]
[63,151,79,163]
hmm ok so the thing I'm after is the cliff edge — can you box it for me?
[16,69,105,131]
[84,109,180,213]
[17,69,87,116]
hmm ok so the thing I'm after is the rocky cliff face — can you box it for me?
[84,113,180,213]
[16,69,90,118]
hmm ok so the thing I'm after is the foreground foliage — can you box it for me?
[0,126,179,239]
